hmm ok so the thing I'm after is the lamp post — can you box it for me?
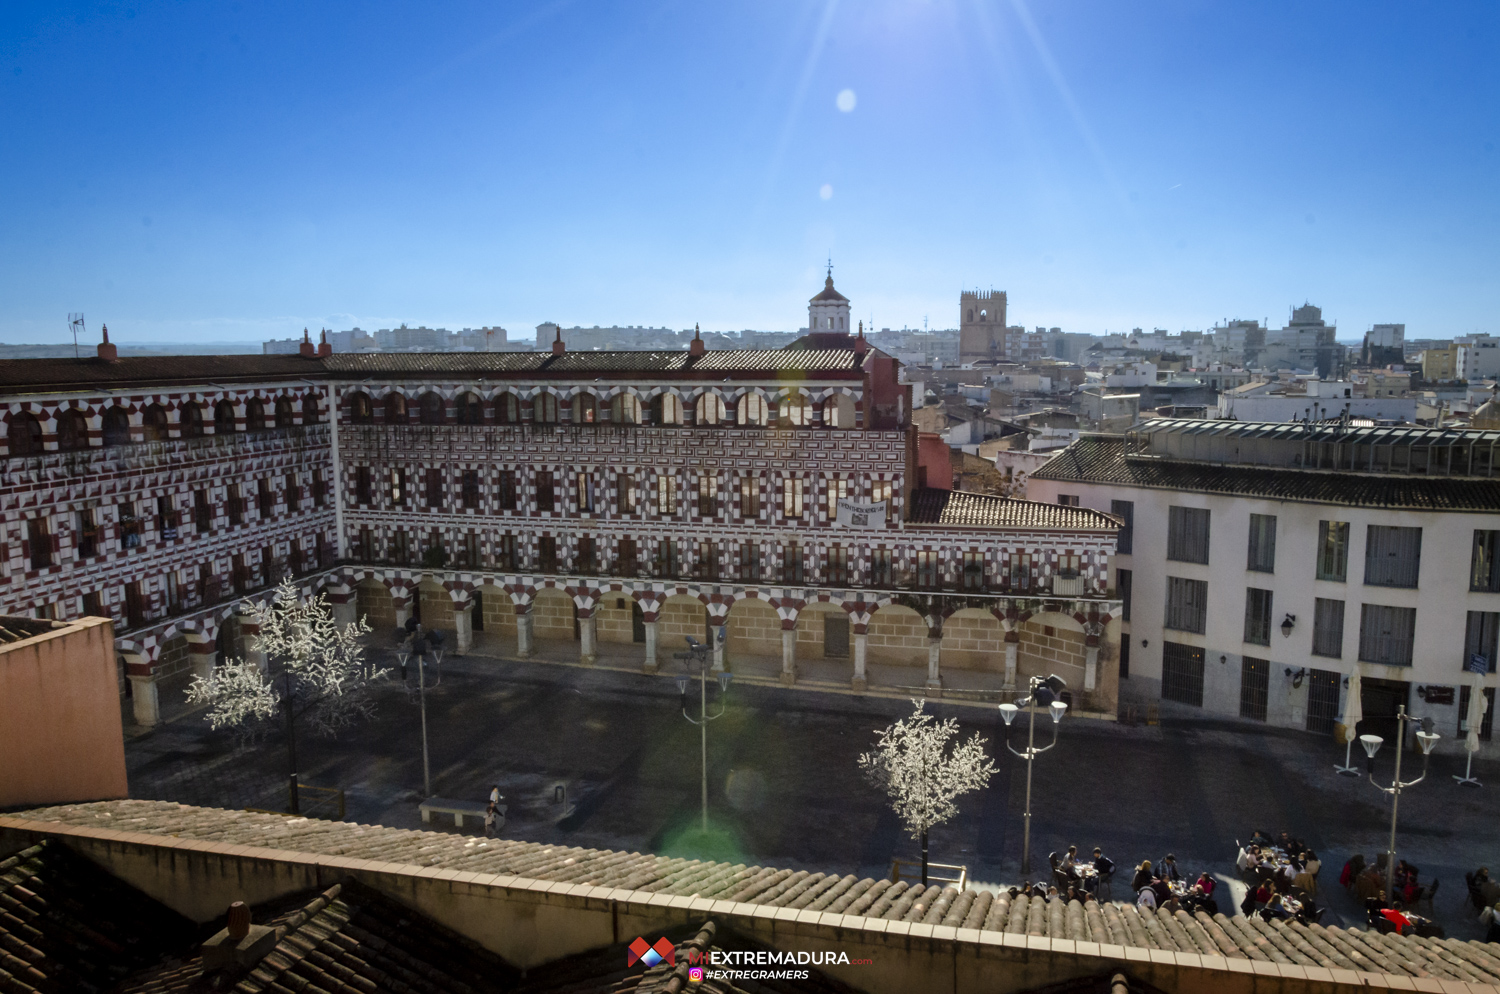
[998,673,1068,875]
[1356,705,1440,901]
[674,636,731,832]
[399,644,442,798]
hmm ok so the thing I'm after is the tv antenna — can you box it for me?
[67,314,85,359]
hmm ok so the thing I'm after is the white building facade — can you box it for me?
[1029,420,1500,757]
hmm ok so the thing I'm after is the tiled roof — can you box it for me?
[0,839,198,993]
[1134,418,1500,447]
[20,800,1500,985]
[0,355,325,393]
[907,488,1123,531]
[1031,435,1500,512]
[323,349,868,378]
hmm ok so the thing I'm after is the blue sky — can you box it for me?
[1,1,1496,345]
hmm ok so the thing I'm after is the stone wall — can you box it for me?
[155,634,193,681]
[532,589,577,639]
[795,602,843,659]
[865,607,929,667]
[938,609,1002,671]
[657,598,708,648]
[725,598,782,659]
[417,583,453,630]
[594,594,638,645]
[356,581,395,630]
[477,583,517,636]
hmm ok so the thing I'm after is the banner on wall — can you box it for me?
[834,499,888,529]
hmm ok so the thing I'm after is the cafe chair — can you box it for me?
[1416,879,1439,911]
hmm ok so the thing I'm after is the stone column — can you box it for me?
[643,620,659,673]
[1004,639,1019,691]
[710,622,726,672]
[239,611,266,674]
[578,611,597,664]
[122,650,159,727]
[1084,645,1099,692]
[926,637,943,691]
[393,594,412,631]
[852,631,869,692]
[185,633,217,681]
[452,599,473,656]
[516,610,534,659]
[328,585,357,629]
[780,628,797,685]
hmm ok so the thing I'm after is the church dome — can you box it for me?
[809,275,849,303]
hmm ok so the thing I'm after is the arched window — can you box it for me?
[778,391,812,426]
[215,400,238,434]
[495,392,520,424]
[245,398,267,432]
[573,393,597,425]
[419,391,445,425]
[274,397,295,429]
[533,392,559,423]
[57,410,89,451]
[609,393,641,424]
[455,392,482,425]
[347,392,373,424]
[967,309,974,322]
[179,402,203,438]
[654,393,683,426]
[102,407,132,447]
[8,412,41,456]
[142,404,169,442]
[822,394,856,429]
[737,393,768,426]
[695,393,726,425]
[384,393,407,424]
[301,393,321,425]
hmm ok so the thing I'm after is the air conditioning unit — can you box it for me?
[1050,574,1084,596]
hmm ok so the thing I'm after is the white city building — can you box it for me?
[1029,419,1500,757]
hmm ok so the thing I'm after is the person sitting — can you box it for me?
[1355,866,1386,902]
[1132,860,1154,894]
[1302,850,1321,877]
[1481,902,1500,944]
[1341,854,1365,889]
[1262,892,1293,921]
[1137,885,1157,910]
[1151,876,1171,907]
[1156,854,1182,883]
[1161,893,1182,914]
[1250,829,1273,846]
[1061,845,1079,872]
[1195,871,1215,898]
[1293,867,1318,898]
[1242,881,1273,916]
[1089,848,1115,893]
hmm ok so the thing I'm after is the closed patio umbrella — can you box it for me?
[1336,667,1363,775]
[1455,670,1488,786]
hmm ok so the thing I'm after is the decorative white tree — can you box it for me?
[187,578,384,813]
[860,699,996,886]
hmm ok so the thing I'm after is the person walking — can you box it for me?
[483,801,498,838]
[490,785,502,806]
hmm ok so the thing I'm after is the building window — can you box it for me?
[1465,611,1499,673]
[461,470,480,509]
[354,467,371,505]
[869,479,893,505]
[737,543,757,581]
[1117,568,1132,622]
[1459,684,1495,741]
[826,476,848,519]
[533,393,559,423]
[312,473,326,508]
[1243,587,1273,646]
[617,537,638,575]
[258,478,274,516]
[539,535,558,572]
[1240,657,1269,722]
[194,490,212,534]
[1312,598,1345,658]
[737,393,768,426]
[828,545,850,586]
[656,475,677,515]
[739,476,760,517]
[871,547,892,586]
[27,517,51,569]
[76,509,98,559]
[495,393,520,424]
[391,530,410,564]
[389,469,407,507]
[695,539,717,580]
[425,468,443,508]
[577,535,597,574]
[1164,576,1208,634]
[1111,500,1134,554]
[698,473,717,517]
[536,470,555,512]
[916,550,940,590]
[1471,531,1500,592]
[119,501,142,550]
[1364,525,1422,588]
[782,477,804,517]
[1057,494,1080,507]
[961,550,984,591]
[499,470,517,511]
[1006,552,1033,592]
[357,526,373,561]
[1166,506,1210,564]
[1247,514,1277,573]
[1358,604,1416,666]
[577,472,592,513]
[497,533,516,571]
[656,538,679,578]
[616,473,636,514]
[1317,521,1349,581]
[1161,642,1205,707]
[283,472,299,512]
[782,543,804,584]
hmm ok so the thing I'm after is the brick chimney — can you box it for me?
[317,329,332,357]
[299,328,316,358]
[202,900,276,974]
[854,320,869,356]
[688,323,705,357]
[552,324,565,355]
[97,325,118,363]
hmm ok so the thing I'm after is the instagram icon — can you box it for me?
[688,967,705,983]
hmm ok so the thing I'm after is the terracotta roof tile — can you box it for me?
[907,487,1123,531]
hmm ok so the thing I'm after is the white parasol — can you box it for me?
[1466,670,1488,754]
[1336,666,1364,775]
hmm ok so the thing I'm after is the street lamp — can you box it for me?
[1357,706,1440,901]
[999,673,1068,875]
[399,642,443,798]
[673,636,732,832]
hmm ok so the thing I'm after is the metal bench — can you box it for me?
[418,797,503,829]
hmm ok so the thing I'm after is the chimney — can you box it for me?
[202,900,276,974]
[97,325,118,363]
[552,324,565,356]
[227,901,251,940]
[854,320,869,356]
[317,329,332,357]
[299,328,316,358]
[688,323,705,357]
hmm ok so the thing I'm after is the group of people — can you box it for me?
[1235,830,1322,925]
[1130,854,1220,916]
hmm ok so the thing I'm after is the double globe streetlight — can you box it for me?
[998,673,1069,876]
[674,634,732,833]
[1354,705,1440,902]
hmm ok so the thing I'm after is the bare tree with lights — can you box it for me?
[186,577,385,813]
[860,699,996,886]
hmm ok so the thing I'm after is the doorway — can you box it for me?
[1360,677,1411,751]
[471,589,483,631]
[631,602,646,643]
[824,615,849,658]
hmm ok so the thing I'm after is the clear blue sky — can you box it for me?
[1,1,1496,345]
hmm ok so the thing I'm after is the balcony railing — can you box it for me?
[5,425,328,477]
